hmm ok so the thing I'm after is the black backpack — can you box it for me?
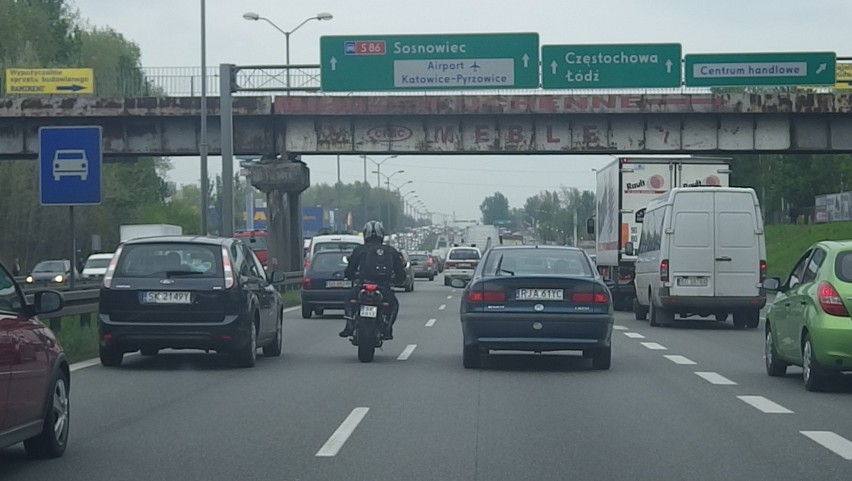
[362,244,394,283]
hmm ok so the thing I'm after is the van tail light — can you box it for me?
[760,260,767,283]
[467,291,506,303]
[304,258,311,271]
[222,246,237,289]
[660,259,670,283]
[302,277,312,290]
[102,245,124,289]
[445,261,456,269]
[818,281,849,317]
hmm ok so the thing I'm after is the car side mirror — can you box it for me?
[270,271,286,284]
[624,242,635,256]
[450,278,467,288]
[34,290,63,315]
[763,277,782,291]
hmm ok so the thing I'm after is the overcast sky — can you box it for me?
[71,0,851,220]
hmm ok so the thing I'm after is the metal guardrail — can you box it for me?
[19,271,305,322]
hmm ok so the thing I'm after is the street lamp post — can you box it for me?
[200,0,209,234]
[242,11,333,91]
[362,155,397,186]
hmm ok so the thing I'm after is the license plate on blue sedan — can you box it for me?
[360,305,378,318]
[516,288,564,301]
[141,291,191,304]
[326,280,352,288]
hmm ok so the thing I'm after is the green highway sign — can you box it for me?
[541,44,682,89]
[685,52,836,87]
[320,33,539,92]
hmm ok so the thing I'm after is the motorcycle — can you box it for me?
[349,283,391,362]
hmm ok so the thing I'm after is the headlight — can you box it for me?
[25,276,33,283]
[53,275,64,283]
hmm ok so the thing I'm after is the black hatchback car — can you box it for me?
[98,236,286,368]
[457,245,614,370]
[300,250,352,319]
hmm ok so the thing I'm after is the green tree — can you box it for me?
[479,192,510,225]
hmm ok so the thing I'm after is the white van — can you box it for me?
[632,187,767,328]
[305,234,364,270]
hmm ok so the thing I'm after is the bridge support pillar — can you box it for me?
[248,159,310,273]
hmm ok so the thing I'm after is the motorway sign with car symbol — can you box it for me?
[39,126,102,205]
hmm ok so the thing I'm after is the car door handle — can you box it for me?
[715,256,732,262]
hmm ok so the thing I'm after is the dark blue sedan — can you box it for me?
[456,246,614,369]
[300,250,353,319]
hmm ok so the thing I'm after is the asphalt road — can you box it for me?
[2,281,852,480]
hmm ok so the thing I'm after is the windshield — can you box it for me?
[33,260,68,272]
[115,243,222,278]
[482,249,593,276]
[84,258,112,269]
[449,249,480,260]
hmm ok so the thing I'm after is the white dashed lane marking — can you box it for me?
[801,431,852,460]
[737,396,793,414]
[316,408,370,457]
[695,372,737,385]
[623,332,645,339]
[613,325,629,331]
[397,344,417,361]
[640,342,667,350]
[425,318,436,327]
[664,355,697,365]
[439,304,447,310]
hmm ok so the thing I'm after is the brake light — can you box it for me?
[572,291,609,304]
[445,262,456,269]
[818,281,849,317]
[304,258,311,270]
[760,260,767,283]
[102,245,124,288]
[302,277,312,289]
[660,259,670,283]
[365,284,379,292]
[467,291,506,303]
[427,257,434,266]
[222,246,236,289]
[618,271,633,281]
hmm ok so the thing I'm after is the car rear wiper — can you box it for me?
[495,254,514,276]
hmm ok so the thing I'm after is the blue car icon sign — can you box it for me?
[53,149,89,181]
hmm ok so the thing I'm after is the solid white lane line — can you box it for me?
[70,358,101,372]
[397,344,417,361]
[695,372,737,385]
[451,289,457,293]
[801,431,852,460]
[425,318,436,327]
[613,325,629,331]
[447,295,453,299]
[283,305,301,313]
[640,342,667,350]
[439,304,447,310]
[623,332,645,339]
[316,408,370,457]
[737,396,793,414]
[664,355,697,365]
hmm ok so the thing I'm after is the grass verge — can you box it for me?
[765,222,852,278]
[52,315,99,364]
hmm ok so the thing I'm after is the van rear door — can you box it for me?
[669,191,716,297]
[713,191,761,297]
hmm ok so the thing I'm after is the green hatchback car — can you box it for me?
[763,241,852,391]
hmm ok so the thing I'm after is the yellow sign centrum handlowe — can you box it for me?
[4,68,94,94]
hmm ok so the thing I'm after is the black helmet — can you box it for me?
[362,220,385,242]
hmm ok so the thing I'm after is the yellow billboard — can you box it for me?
[835,63,852,90]
[4,68,94,95]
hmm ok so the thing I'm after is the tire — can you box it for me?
[803,335,828,392]
[140,348,158,356]
[732,310,749,329]
[650,302,673,327]
[633,298,648,321]
[591,347,612,370]
[301,303,312,319]
[746,309,761,329]
[315,308,325,316]
[235,321,257,368]
[357,320,377,363]
[263,311,283,357]
[765,325,788,377]
[429,274,435,281]
[649,302,661,327]
[444,277,450,286]
[99,346,123,367]
[463,344,481,369]
[24,370,70,459]
[714,312,728,322]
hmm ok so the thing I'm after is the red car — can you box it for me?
[234,230,268,268]
[0,261,69,458]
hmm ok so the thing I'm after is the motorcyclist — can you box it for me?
[340,221,406,339]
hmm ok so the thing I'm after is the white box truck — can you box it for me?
[120,224,183,242]
[587,157,731,310]
[461,225,500,252]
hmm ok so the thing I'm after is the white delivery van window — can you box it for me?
[673,213,710,247]
[718,213,756,248]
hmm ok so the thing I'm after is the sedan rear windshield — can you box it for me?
[409,254,429,262]
[835,252,852,282]
[115,243,223,278]
[482,249,593,277]
[314,242,360,254]
[449,249,480,260]
[309,253,349,272]
[242,236,268,251]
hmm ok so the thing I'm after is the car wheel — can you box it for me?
[235,321,257,368]
[463,344,481,369]
[732,310,749,329]
[405,280,414,292]
[633,298,648,321]
[649,302,660,327]
[99,346,123,367]
[591,347,612,370]
[714,312,728,322]
[263,310,284,357]
[429,274,435,281]
[140,348,158,356]
[315,308,325,316]
[301,303,312,319]
[803,335,828,392]
[765,325,788,377]
[444,277,450,286]
[746,309,761,329]
[24,370,70,459]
